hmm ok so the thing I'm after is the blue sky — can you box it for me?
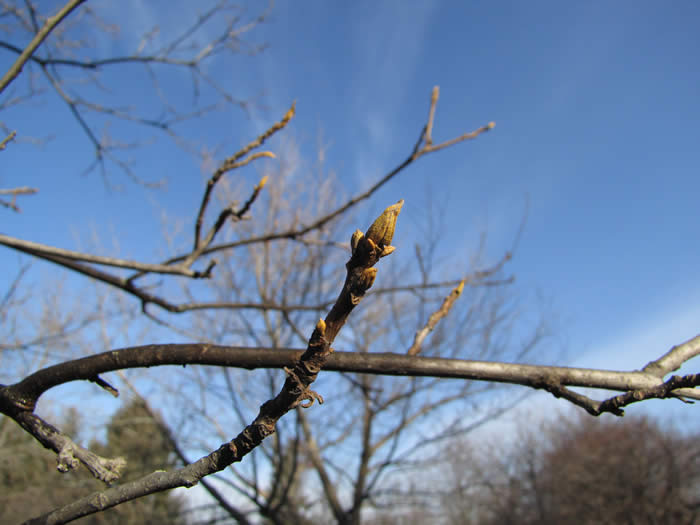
[2,1,700,420]
[254,1,700,375]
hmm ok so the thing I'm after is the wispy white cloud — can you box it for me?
[574,293,700,372]
[349,3,440,185]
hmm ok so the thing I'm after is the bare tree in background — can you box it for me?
[2,2,700,525]
[441,412,700,525]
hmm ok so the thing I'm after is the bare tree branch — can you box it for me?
[3,410,125,483]
[192,102,294,250]
[0,185,37,212]
[3,334,698,429]
[0,234,214,277]
[18,200,402,523]
[160,88,494,263]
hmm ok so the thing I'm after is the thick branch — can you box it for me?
[3,337,699,416]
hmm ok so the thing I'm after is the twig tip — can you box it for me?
[285,101,296,121]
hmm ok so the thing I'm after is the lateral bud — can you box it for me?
[359,267,377,291]
[315,318,326,336]
[350,229,364,255]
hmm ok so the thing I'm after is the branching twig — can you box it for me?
[193,103,295,249]
[643,335,700,377]
[1,88,495,316]
[0,409,125,483]
[536,372,700,417]
[184,174,271,269]
[0,1,269,184]
[162,86,494,261]
[0,185,38,212]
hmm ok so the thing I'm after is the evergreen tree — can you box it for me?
[89,400,187,525]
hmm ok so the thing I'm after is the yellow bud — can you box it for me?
[365,199,404,247]
[359,268,377,290]
[256,175,269,190]
[350,229,364,255]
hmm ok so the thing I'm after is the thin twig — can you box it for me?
[407,279,465,356]
[184,175,269,268]
[0,0,87,94]
[0,184,38,212]
[424,86,439,146]
[0,233,214,277]
[167,87,493,261]
[0,130,17,149]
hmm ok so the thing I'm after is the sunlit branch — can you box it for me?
[3,336,699,417]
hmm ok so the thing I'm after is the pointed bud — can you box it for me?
[365,199,403,247]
